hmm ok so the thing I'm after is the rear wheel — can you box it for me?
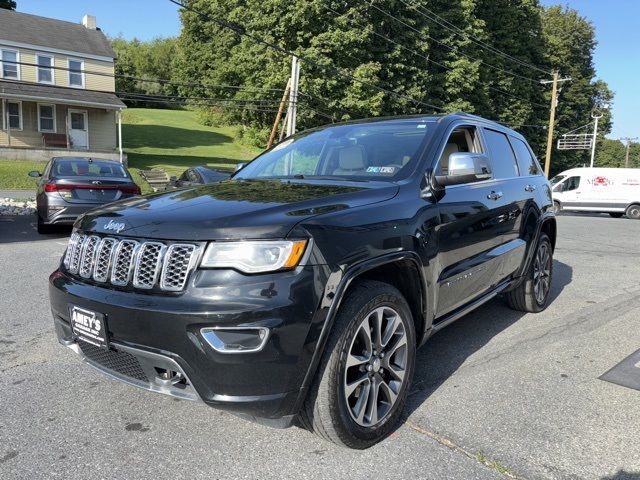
[609,212,624,218]
[300,280,416,449]
[37,216,54,234]
[506,233,553,313]
[626,204,640,220]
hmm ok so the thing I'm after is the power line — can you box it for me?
[168,0,447,113]
[118,91,337,121]
[363,0,543,85]
[326,5,548,109]
[397,0,552,76]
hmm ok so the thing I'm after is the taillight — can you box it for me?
[119,185,141,195]
[44,183,73,192]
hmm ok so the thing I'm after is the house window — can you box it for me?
[68,58,84,88]
[37,54,54,84]
[38,104,56,132]
[3,101,22,130]
[1,49,19,79]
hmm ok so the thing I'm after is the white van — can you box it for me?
[550,167,640,219]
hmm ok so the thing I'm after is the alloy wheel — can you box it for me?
[533,242,552,305]
[343,306,408,427]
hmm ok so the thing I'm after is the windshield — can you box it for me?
[52,159,129,178]
[235,120,434,182]
[550,175,566,186]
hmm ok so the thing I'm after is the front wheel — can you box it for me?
[300,280,416,449]
[506,233,553,313]
[626,204,640,220]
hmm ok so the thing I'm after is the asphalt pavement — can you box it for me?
[1,213,639,480]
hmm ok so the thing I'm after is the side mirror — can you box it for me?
[435,153,492,186]
[28,170,42,178]
[235,162,247,172]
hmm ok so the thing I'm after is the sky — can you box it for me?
[15,0,637,140]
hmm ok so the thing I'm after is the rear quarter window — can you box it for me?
[510,137,541,176]
[483,129,519,179]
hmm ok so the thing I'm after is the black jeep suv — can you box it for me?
[49,113,556,449]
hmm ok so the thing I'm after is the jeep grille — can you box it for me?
[63,233,199,292]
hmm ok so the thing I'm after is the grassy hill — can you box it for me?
[0,108,260,192]
[124,108,261,182]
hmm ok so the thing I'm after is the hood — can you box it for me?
[77,179,399,240]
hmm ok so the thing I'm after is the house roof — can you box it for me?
[0,9,115,59]
[0,80,126,110]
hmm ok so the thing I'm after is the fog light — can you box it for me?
[201,327,270,354]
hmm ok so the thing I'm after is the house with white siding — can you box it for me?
[0,9,126,162]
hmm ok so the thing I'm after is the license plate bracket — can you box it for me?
[69,306,109,349]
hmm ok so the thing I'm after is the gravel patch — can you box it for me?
[0,197,36,216]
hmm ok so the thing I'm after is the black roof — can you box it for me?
[0,9,115,58]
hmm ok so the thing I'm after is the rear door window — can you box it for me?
[510,137,540,176]
[483,129,519,179]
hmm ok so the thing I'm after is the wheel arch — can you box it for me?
[293,252,429,415]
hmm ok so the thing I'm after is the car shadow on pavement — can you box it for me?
[0,216,71,244]
[402,259,572,420]
[601,471,640,480]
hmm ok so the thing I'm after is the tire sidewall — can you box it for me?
[626,204,640,219]
[330,286,416,446]
[525,233,553,311]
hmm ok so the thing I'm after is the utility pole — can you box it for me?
[620,137,638,168]
[285,56,300,137]
[589,112,602,168]
[266,78,291,149]
[541,71,571,178]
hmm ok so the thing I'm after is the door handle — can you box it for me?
[487,191,503,201]
[525,184,537,192]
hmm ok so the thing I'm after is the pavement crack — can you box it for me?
[405,421,524,479]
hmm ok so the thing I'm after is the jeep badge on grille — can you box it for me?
[103,219,126,234]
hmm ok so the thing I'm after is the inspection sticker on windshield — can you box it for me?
[367,166,396,174]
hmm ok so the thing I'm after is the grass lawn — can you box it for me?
[0,108,262,194]
[0,160,47,190]
[123,108,262,179]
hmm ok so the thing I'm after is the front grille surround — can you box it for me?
[64,232,201,292]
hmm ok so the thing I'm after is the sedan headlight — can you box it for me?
[201,240,308,273]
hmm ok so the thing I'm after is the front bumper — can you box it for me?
[49,264,330,423]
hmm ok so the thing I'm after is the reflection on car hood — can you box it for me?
[77,179,399,240]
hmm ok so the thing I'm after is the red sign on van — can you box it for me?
[593,176,610,186]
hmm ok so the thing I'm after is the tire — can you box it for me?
[553,201,561,215]
[300,280,416,449]
[37,216,53,234]
[625,204,640,220]
[506,233,553,313]
[609,212,624,218]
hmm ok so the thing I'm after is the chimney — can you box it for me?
[82,14,96,30]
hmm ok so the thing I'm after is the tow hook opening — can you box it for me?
[154,367,186,388]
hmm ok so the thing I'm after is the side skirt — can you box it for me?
[430,279,513,334]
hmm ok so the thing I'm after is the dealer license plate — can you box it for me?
[69,306,108,349]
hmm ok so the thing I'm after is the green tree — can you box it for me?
[0,0,16,10]
[541,5,615,175]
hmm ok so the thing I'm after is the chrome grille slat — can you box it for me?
[63,233,198,292]
[63,231,81,270]
[92,238,117,282]
[160,244,198,291]
[133,242,165,289]
[110,240,139,286]
[79,236,100,278]
[68,233,86,274]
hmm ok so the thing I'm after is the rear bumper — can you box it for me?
[40,204,98,225]
[49,264,330,423]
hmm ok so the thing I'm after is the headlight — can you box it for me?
[201,240,308,273]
